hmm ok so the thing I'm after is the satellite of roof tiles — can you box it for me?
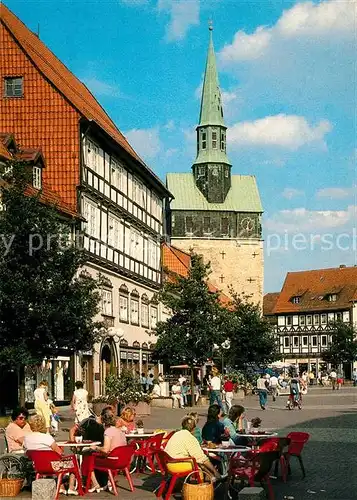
[167,27,264,304]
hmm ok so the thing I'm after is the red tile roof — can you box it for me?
[274,266,357,314]
[263,292,280,316]
[162,243,231,306]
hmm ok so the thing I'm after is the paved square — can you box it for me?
[2,386,356,499]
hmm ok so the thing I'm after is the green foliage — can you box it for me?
[224,289,280,369]
[322,321,357,365]
[153,253,226,368]
[105,370,151,404]
[0,160,104,370]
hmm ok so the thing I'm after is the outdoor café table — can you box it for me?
[126,432,159,473]
[237,431,278,447]
[202,445,251,475]
[57,441,101,466]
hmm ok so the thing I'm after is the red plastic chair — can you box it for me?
[85,444,136,496]
[155,450,202,500]
[228,450,279,500]
[26,450,83,499]
[258,437,290,482]
[285,432,310,478]
[133,433,165,474]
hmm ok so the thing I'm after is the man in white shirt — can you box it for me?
[329,370,337,390]
[269,375,278,402]
[256,374,268,410]
[171,381,184,409]
[178,375,186,385]
[209,367,224,410]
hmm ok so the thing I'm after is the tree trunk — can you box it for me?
[18,365,26,406]
[190,366,195,408]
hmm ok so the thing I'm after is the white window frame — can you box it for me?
[284,337,289,348]
[119,295,128,322]
[306,315,312,326]
[33,166,42,189]
[312,336,317,347]
[101,289,113,316]
[150,305,158,329]
[299,316,305,326]
[141,303,149,328]
[293,336,299,347]
[130,298,139,325]
[321,335,327,347]
[313,314,319,325]
[302,336,308,347]
[111,159,123,191]
[83,198,98,239]
[108,214,121,249]
[4,77,23,97]
[321,314,327,325]
[286,316,292,326]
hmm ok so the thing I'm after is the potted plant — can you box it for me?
[104,370,152,415]
[136,419,144,434]
[0,460,25,497]
[91,394,115,416]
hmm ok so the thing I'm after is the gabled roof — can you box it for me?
[167,173,263,212]
[0,4,168,194]
[263,293,280,316]
[274,266,357,314]
[161,242,230,306]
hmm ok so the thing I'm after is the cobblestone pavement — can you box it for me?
[2,386,356,499]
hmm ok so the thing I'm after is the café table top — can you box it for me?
[57,441,101,447]
[126,432,157,438]
[202,445,251,453]
[238,432,278,438]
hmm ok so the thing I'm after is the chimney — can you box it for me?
[340,264,346,268]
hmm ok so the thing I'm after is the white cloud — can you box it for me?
[221,90,238,107]
[265,205,357,233]
[82,77,120,97]
[220,0,355,64]
[124,127,161,158]
[158,0,199,41]
[228,114,332,150]
[316,186,357,199]
[282,188,305,200]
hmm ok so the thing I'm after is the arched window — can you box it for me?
[133,341,140,348]
[119,285,129,322]
[130,289,139,325]
[120,338,128,347]
[142,342,148,350]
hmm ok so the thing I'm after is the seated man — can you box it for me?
[5,407,32,452]
[165,416,220,480]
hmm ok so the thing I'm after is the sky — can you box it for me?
[5,0,357,293]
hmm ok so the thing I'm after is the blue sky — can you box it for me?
[6,0,356,293]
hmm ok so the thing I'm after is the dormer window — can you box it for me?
[292,296,301,304]
[221,132,226,152]
[33,166,42,189]
[327,294,337,302]
[212,129,217,149]
[201,131,207,150]
[4,77,23,97]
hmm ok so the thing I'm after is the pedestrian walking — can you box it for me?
[147,373,154,393]
[256,374,268,410]
[71,380,91,424]
[140,372,147,393]
[329,369,337,390]
[223,376,235,411]
[33,381,52,433]
[158,373,165,396]
[353,368,357,387]
[209,367,224,410]
[269,374,278,402]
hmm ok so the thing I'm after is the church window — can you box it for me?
[185,216,193,234]
[201,131,207,150]
[221,132,226,152]
[197,166,205,176]
[212,130,217,149]
[203,217,211,233]
[221,218,229,235]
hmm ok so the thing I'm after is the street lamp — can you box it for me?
[213,340,231,374]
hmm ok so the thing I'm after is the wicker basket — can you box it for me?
[182,471,214,500]
[0,478,24,497]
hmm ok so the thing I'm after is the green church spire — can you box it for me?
[199,23,225,127]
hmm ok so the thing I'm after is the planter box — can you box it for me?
[125,401,151,416]
[197,396,209,406]
[151,398,173,409]
[236,390,245,400]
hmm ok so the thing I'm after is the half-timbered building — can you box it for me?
[264,266,357,378]
[0,5,170,399]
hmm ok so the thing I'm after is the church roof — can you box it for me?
[167,172,263,212]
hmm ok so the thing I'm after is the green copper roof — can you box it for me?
[198,28,225,127]
[167,173,263,212]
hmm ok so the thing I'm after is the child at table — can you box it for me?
[116,407,136,432]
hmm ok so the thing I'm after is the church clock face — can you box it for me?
[240,216,255,235]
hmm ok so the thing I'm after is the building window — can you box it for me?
[293,336,299,347]
[321,335,327,347]
[292,296,301,304]
[302,336,308,346]
[33,166,42,189]
[284,337,289,348]
[221,218,229,235]
[312,336,317,347]
[221,132,226,152]
[201,131,207,150]
[141,294,149,328]
[197,166,205,176]
[306,315,312,326]
[4,77,23,97]
[119,285,129,322]
[203,217,211,233]
[185,216,193,234]
[212,130,217,149]
[108,215,121,249]
[328,294,337,302]
[313,314,319,325]
[336,312,342,321]
[130,229,142,261]
[299,316,305,326]
[101,289,112,316]
[130,291,139,325]
[83,199,98,239]
[150,305,158,329]
[111,160,123,191]
[321,314,327,325]
[286,316,292,326]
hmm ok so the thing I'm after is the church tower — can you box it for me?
[167,26,264,304]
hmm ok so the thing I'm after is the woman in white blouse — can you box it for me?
[33,381,52,433]
[71,381,91,424]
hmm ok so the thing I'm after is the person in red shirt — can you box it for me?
[223,376,235,411]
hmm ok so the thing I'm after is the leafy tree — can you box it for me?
[321,321,357,367]
[152,252,227,403]
[224,289,280,370]
[0,160,105,404]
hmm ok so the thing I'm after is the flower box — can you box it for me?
[151,397,173,409]
[126,401,151,415]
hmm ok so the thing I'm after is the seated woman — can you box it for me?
[187,412,202,445]
[165,416,220,480]
[202,404,224,444]
[116,407,136,432]
[24,415,78,496]
[222,405,248,446]
[89,413,126,493]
